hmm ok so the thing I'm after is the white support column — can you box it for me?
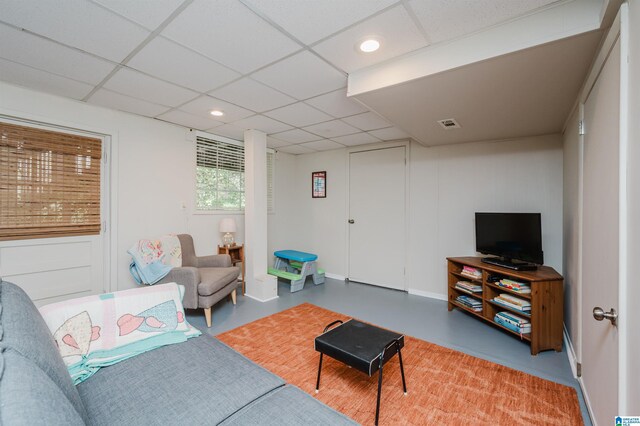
[244,129,278,301]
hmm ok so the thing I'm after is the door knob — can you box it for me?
[348,219,355,224]
[593,307,618,325]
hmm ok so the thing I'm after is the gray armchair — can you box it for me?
[159,234,240,327]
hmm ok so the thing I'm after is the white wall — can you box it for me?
[625,0,640,412]
[266,151,298,263]
[0,81,244,292]
[272,134,564,297]
[282,149,348,278]
[562,107,581,352]
[409,135,563,297]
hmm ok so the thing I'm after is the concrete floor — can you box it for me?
[185,278,591,425]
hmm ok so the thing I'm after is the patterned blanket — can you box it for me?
[128,234,182,284]
[39,283,201,384]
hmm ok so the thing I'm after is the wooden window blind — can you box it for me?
[0,122,102,241]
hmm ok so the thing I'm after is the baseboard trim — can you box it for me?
[407,288,448,301]
[564,326,596,425]
[325,272,346,281]
[578,376,597,426]
[563,325,579,379]
[244,294,279,303]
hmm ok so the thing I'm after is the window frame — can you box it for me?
[194,131,275,215]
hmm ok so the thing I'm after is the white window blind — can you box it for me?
[196,136,274,212]
[267,151,274,213]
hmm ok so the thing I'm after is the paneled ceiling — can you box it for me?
[0,0,603,153]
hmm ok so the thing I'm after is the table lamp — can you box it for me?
[219,218,236,247]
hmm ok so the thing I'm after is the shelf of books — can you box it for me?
[447,257,564,355]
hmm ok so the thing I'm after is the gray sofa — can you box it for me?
[0,280,357,425]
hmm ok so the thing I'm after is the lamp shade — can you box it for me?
[219,218,236,233]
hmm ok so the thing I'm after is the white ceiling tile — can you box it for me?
[368,127,409,140]
[270,129,322,144]
[157,110,224,130]
[0,24,116,85]
[0,1,149,62]
[305,89,368,118]
[128,37,240,93]
[88,88,170,117]
[408,0,559,44]
[209,78,296,113]
[299,140,345,151]
[242,0,398,44]
[251,51,346,100]
[276,144,317,155]
[103,67,198,107]
[331,132,381,146]
[313,5,426,73]
[303,119,360,138]
[342,111,391,131]
[0,58,93,100]
[179,95,254,123]
[206,123,245,141]
[161,0,301,73]
[231,115,293,134]
[91,0,184,31]
[267,137,292,149]
[264,102,332,127]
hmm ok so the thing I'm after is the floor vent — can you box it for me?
[437,118,461,130]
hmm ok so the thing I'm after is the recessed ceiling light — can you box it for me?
[359,38,380,53]
[210,110,224,117]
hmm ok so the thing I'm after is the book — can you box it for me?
[497,293,531,307]
[495,316,531,334]
[496,311,530,325]
[460,266,482,279]
[496,279,531,293]
[456,295,482,311]
[455,281,482,293]
[493,297,531,312]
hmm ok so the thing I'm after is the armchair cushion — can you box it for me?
[198,267,241,296]
[197,254,232,268]
[158,267,199,309]
[177,234,198,267]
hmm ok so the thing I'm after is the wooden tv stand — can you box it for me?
[447,257,564,355]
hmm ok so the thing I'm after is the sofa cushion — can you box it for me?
[0,281,88,422]
[0,349,85,426]
[220,385,358,425]
[198,266,240,296]
[77,334,284,426]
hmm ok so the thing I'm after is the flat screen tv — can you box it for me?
[475,212,543,270]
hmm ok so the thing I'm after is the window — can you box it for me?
[0,122,102,241]
[196,136,274,212]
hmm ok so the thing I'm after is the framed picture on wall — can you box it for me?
[312,171,326,198]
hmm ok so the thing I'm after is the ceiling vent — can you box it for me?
[437,118,461,130]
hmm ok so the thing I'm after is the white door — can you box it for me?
[0,235,105,306]
[581,37,620,424]
[348,146,406,290]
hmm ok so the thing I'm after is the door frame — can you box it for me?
[0,111,116,297]
[573,5,630,420]
[345,139,411,290]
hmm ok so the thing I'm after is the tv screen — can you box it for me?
[475,212,543,265]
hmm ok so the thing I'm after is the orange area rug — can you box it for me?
[217,303,583,425]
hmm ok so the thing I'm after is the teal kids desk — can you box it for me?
[268,250,325,292]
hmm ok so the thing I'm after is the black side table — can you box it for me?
[314,319,407,425]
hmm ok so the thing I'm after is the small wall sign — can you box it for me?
[312,171,326,198]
